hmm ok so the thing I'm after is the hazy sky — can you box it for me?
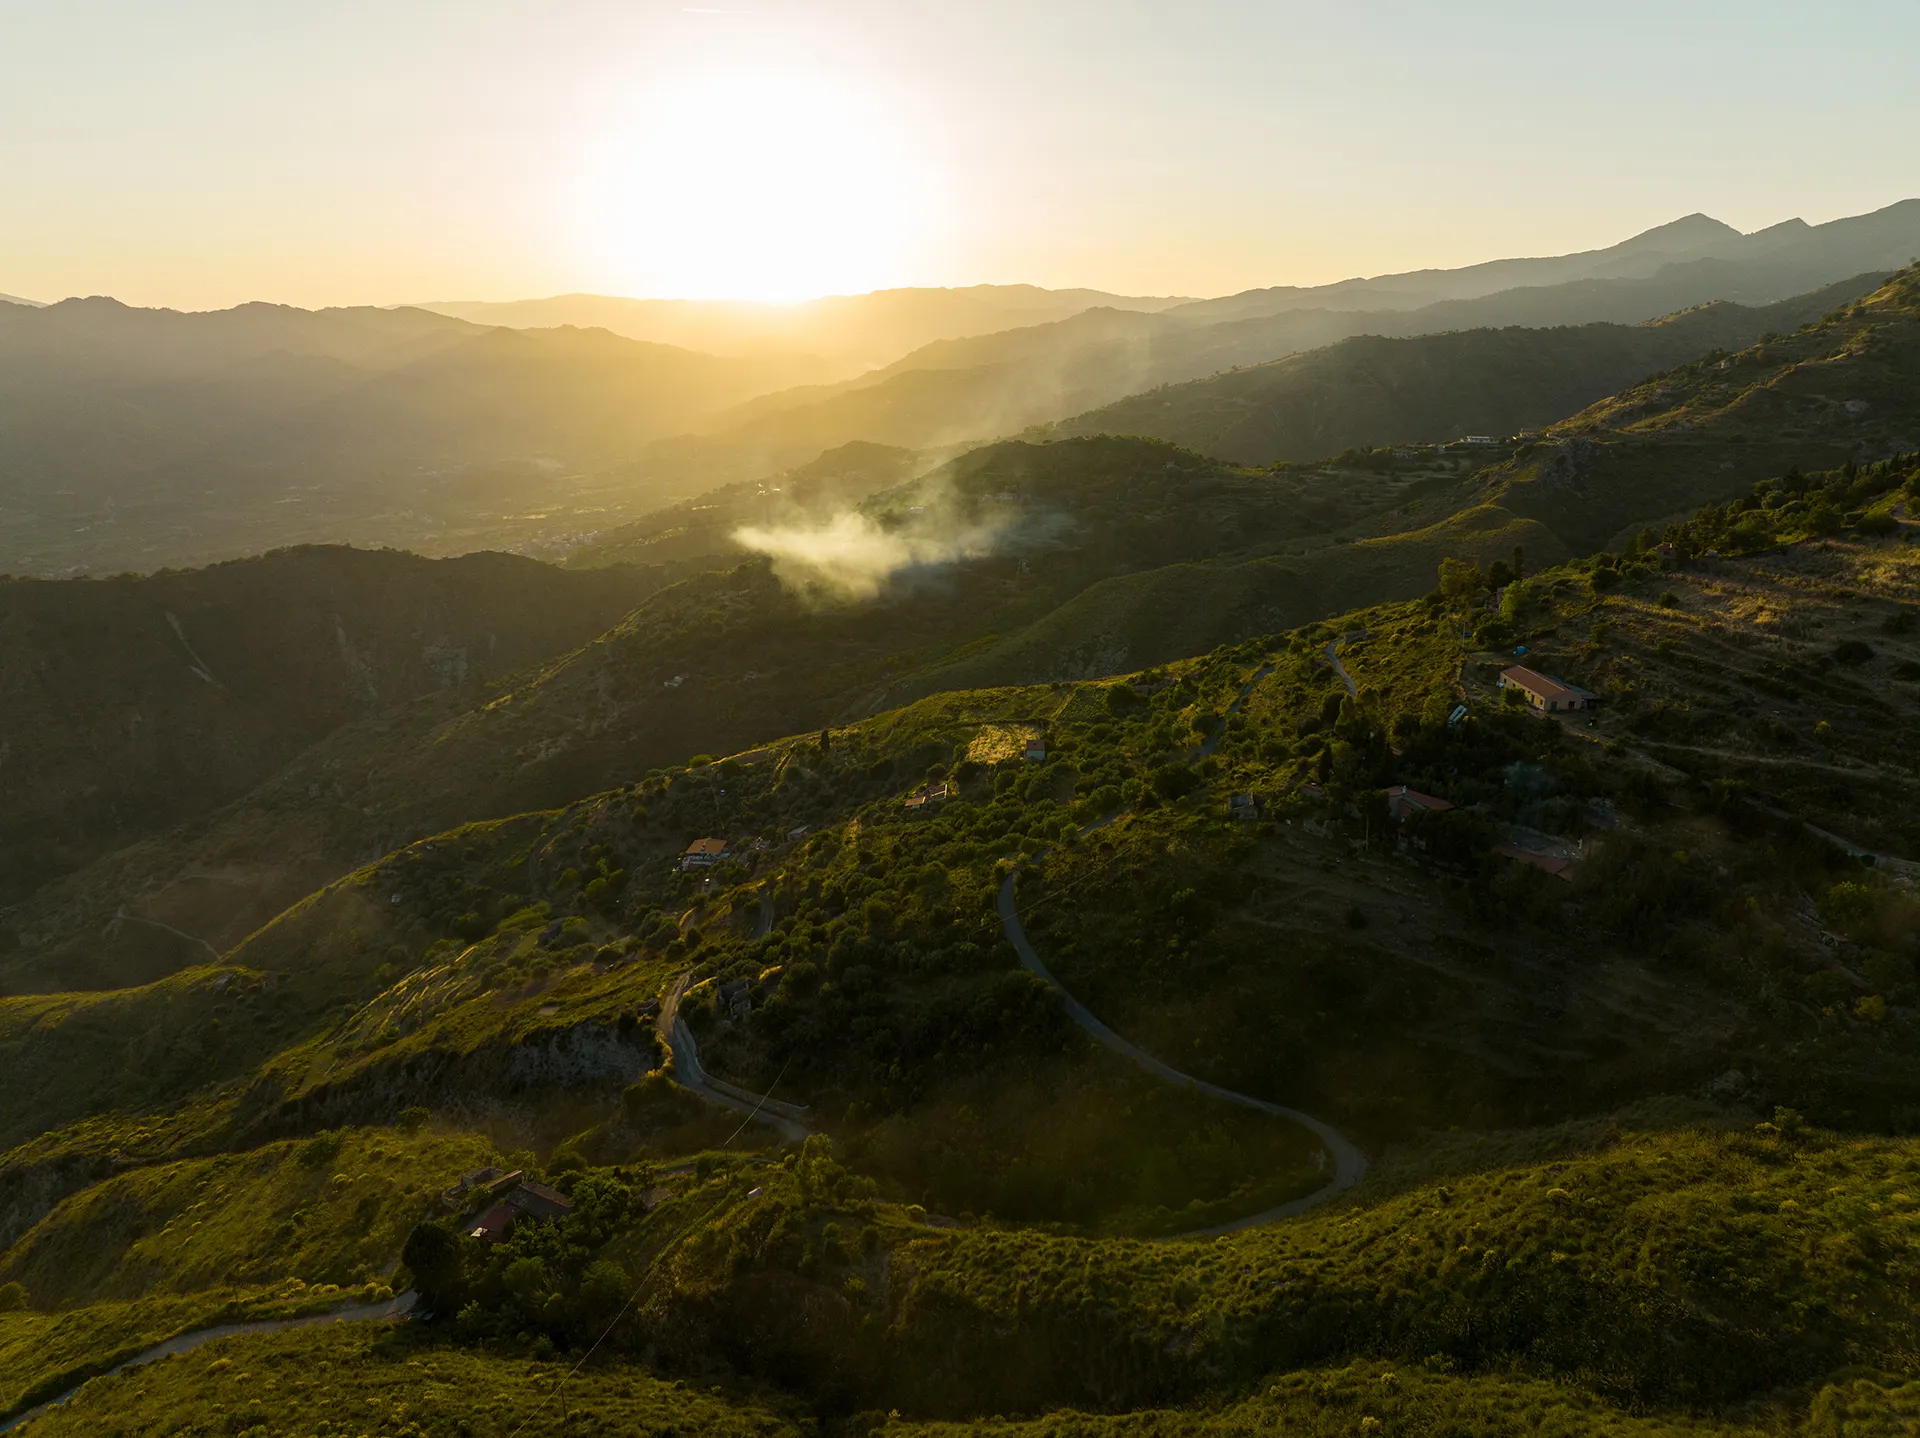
[4,0,1918,309]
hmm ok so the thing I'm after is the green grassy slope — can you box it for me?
[0,969,290,1159]
[0,1123,488,1418]
[893,503,1567,698]
[14,1322,803,1438]
[0,1127,488,1307]
[494,1120,1920,1422]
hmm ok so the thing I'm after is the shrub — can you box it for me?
[1819,881,1878,939]
[1806,504,1845,535]
[1804,970,1852,1006]
[0,1281,27,1313]
[299,1130,346,1170]
[624,1070,680,1122]
[1833,640,1875,666]
[1474,617,1515,650]
[402,1219,469,1317]
[1150,765,1202,800]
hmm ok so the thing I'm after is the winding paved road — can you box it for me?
[997,873,1367,1232]
[657,975,810,1144]
[0,1293,416,1433]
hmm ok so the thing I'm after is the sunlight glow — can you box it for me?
[582,68,931,302]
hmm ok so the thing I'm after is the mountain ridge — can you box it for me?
[598,207,1920,496]
[1047,274,1885,464]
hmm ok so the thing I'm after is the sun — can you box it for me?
[583,68,930,303]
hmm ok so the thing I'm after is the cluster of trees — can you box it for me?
[402,1169,643,1350]
[1663,455,1916,559]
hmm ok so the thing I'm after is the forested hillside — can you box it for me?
[1,450,1915,1436]
[0,547,664,909]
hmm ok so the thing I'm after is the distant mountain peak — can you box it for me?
[1612,212,1744,255]
[1,291,49,308]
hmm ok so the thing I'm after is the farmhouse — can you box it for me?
[466,1173,576,1243]
[1023,738,1048,762]
[903,782,951,813]
[441,1165,507,1207]
[1386,785,1454,821]
[1499,666,1598,713]
[681,837,729,871]
[1495,843,1575,881]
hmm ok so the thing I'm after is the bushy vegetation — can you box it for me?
[840,1054,1323,1234]
[893,1362,1748,1438]
[404,1166,645,1343]
[381,1121,1917,1424]
[840,1120,1920,1414]
[15,1321,800,1437]
[1662,454,1918,560]
[1,1126,490,1308]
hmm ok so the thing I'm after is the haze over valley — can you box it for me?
[7,199,1919,578]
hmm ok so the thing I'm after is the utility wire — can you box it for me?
[505,1057,797,1435]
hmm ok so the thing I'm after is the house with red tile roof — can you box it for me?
[465,1173,575,1243]
[1385,785,1454,821]
[1499,666,1598,713]
[1494,844,1575,881]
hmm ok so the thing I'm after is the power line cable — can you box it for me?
[505,1056,797,1435]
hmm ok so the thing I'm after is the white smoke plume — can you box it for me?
[735,504,1012,601]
